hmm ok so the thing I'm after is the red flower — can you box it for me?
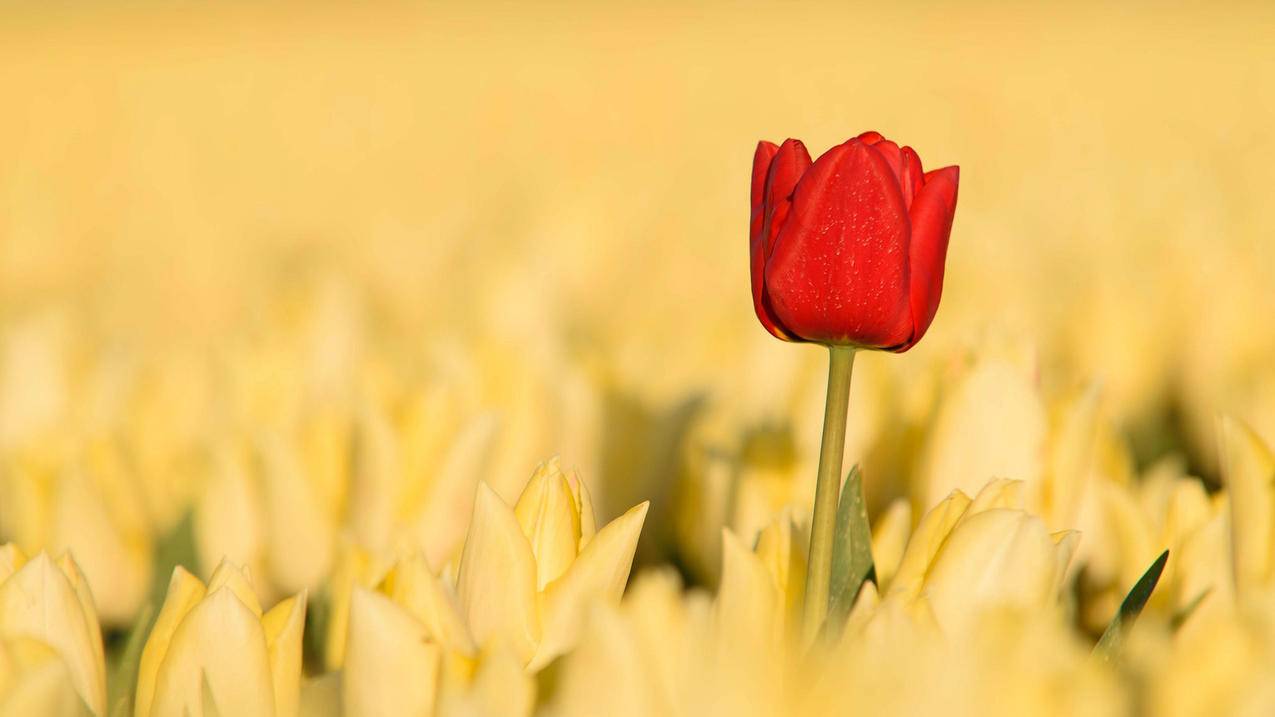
[750,131,959,351]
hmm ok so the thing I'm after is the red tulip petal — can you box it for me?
[762,139,812,256]
[751,139,810,341]
[764,139,912,347]
[866,139,904,187]
[898,165,959,351]
[857,130,884,145]
[899,146,924,209]
[751,141,779,245]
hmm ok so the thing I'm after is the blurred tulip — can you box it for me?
[341,554,533,717]
[1219,416,1275,596]
[0,637,92,717]
[881,479,1078,635]
[0,545,105,716]
[457,458,648,669]
[0,441,153,626]
[750,132,958,351]
[134,561,304,717]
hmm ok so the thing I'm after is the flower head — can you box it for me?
[750,131,959,351]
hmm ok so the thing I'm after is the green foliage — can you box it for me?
[822,465,875,642]
[1094,550,1169,662]
[107,602,154,717]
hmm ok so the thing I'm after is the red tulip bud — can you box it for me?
[749,131,959,351]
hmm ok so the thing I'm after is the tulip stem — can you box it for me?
[803,344,855,645]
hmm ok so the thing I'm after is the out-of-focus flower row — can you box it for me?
[4,414,1275,715]
[2,279,1275,716]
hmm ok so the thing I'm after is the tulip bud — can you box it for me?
[0,545,105,716]
[750,132,958,351]
[883,480,1077,635]
[456,459,648,669]
[134,561,304,717]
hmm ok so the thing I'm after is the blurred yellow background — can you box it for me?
[2,0,1274,608]
[3,3,1275,714]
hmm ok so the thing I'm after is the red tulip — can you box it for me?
[750,131,959,351]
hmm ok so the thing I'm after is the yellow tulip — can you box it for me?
[0,440,153,626]
[134,561,305,717]
[341,553,532,717]
[456,458,648,670]
[335,458,646,714]
[1219,415,1275,595]
[0,636,91,717]
[0,545,105,716]
[882,479,1078,635]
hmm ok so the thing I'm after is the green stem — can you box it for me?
[802,345,855,644]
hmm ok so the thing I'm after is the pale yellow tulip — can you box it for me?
[134,561,304,717]
[456,459,648,670]
[0,636,92,717]
[0,545,105,716]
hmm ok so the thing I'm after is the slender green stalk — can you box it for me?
[802,345,855,644]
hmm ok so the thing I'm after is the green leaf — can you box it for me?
[106,601,155,717]
[149,510,200,611]
[1094,549,1169,661]
[822,465,875,641]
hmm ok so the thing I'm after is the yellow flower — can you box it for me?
[337,458,646,714]
[0,545,105,716]
[0,636,92,717]
[0,440,153,626]
[340,553,532,717]
[1219,415,1275,596]
[880,479,1078,635]
[134,561,305,717]
[456,458,648,669]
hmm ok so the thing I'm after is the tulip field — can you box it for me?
[2,2,1275,716]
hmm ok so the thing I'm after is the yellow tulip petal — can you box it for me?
[411,413,499,570]
[513,461,581,590]
[923,509,1057,634]
[964,478,1024,518]
[888,490,972,601]
[384,555,475,657]
[1050,530,1081,594]
[1218,415,1275,593]
[870,500,911,593]
[320,542,385,672]
[438,646,534,717]
[347,402,402,554]
[0,636,91,717]
[263,594,306,717]
[52,555,106,705]
[570,471,597,551]
[529,502,648,670]
[456,482,539,664]
[258,435,334,595]
[136,567,207,717]
[206,560,263,618]
[343,587,441,717]
[194,448,266,590]
[753,513,805,626]
[0,544,27,585]
[918,358,1047,506]
[51,466,151,624]
[1040,383,1101,529]
[513,458,558,530]
[150,587,275,717]
[0,553,105,716]
[713,527,782,662]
